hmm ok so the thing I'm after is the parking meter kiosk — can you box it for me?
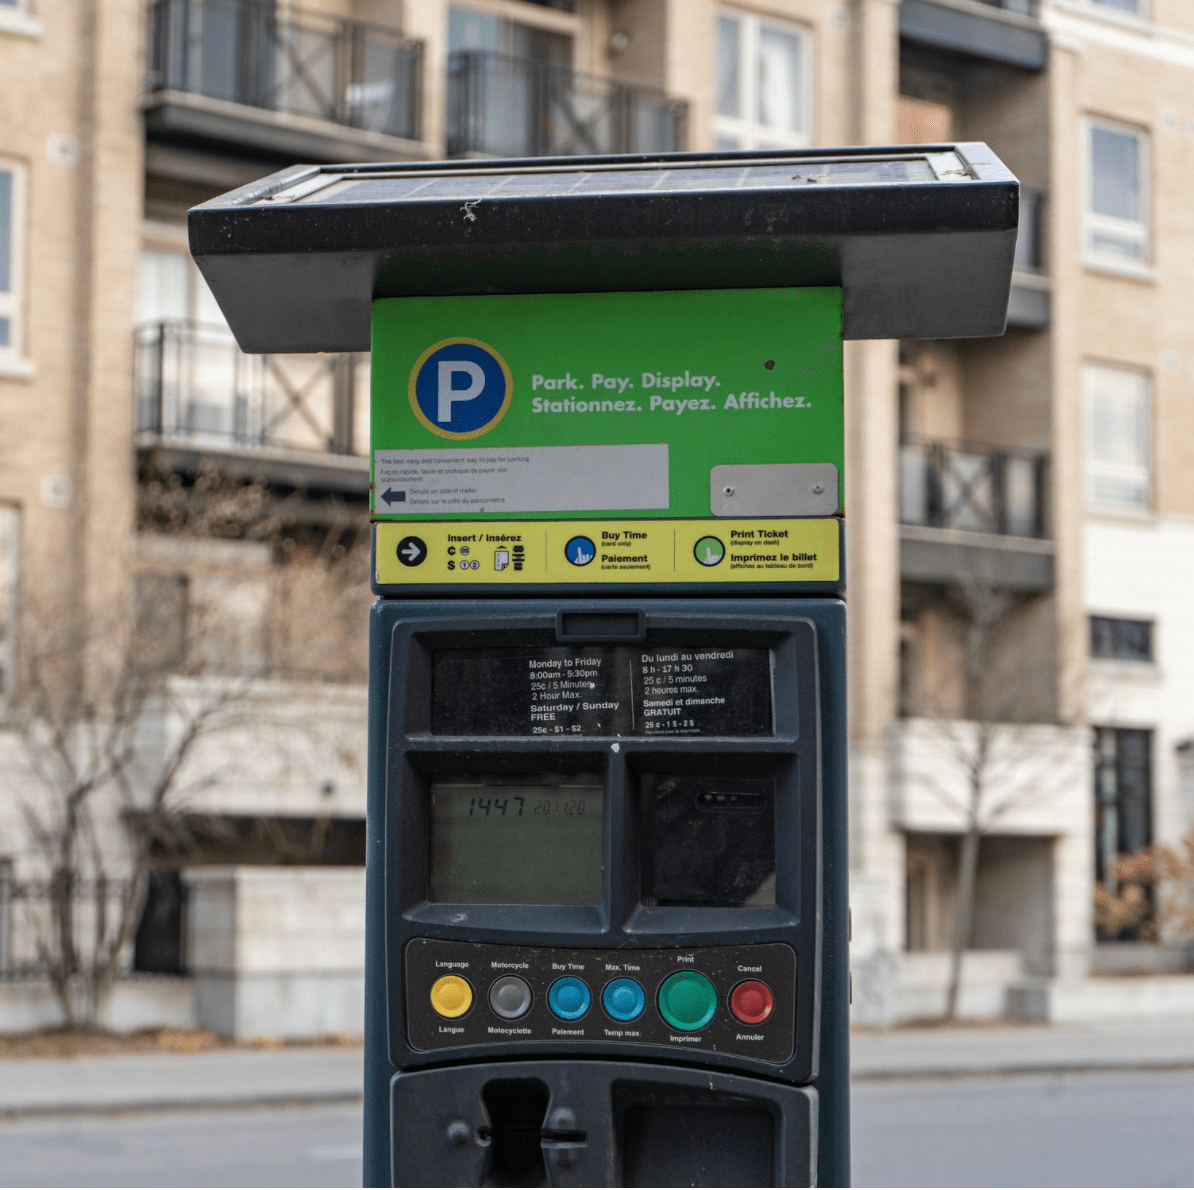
[189,146,1018,1188]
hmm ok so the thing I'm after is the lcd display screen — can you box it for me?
[429,779,603,905]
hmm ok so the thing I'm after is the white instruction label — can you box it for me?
[374,444,669,514]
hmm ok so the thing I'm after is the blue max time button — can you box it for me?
[602,978,646,1022]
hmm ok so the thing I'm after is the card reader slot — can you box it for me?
[556,610,646,642]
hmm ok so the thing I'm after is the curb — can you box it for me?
[0,1090,364,1121]
[852,1059,1194,1082]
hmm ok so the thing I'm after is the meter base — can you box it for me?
[391,1058,816,1188]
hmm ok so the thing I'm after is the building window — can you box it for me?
[0,856,12,978]
[1089,0,1147,16]
[1084,118,1149,264]
[1093,727,1152,939]
[715,10,811,151]
[1084,364,1150,509]
[447,5,572,66]
[1090,615,1153,662]
[0,162,26,360]
[138,245,228,329]
[134,572,189,672]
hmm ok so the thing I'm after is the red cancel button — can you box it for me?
[729,980,774,1025]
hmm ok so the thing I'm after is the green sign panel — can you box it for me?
[370,287,843,522]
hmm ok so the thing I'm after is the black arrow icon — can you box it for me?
[381,488,406,504]
[396,536,427,567]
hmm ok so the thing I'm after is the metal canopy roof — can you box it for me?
[188,144,1018,354]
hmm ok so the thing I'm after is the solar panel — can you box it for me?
[188,145,1017,352]
[264,153,956,208]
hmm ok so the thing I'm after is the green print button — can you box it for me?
[657,971,718,1031]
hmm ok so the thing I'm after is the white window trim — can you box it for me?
[1084,363,1152,513]
[1073,0,1150,27]
[0,0,43,40]
[715,9,812,152]
[1082,116,1150,269]
[0,161,28,371]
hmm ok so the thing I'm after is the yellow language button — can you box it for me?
[430,974,473,1019]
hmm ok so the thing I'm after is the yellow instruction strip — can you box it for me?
[375,518,839,586]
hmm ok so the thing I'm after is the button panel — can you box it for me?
[405,939,795,1064]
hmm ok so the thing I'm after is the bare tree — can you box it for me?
[8,461,370,1028]
[13,603,263,1027]
[907,575,1081,1021]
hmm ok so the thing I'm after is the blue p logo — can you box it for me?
[409,338,512,440]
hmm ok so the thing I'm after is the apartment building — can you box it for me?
[1,0,1191,1031]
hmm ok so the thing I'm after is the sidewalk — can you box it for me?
[851,1016,1194,1080]
[3,1018,1194,1117]
[0,1045,364,1117]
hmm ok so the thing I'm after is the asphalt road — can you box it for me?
[1,1068,1191,1187]
[0,1103,362,1188]
[852,1068,1194,1188]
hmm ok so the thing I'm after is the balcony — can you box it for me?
[134,322,368,495]
[446,51,687,159]
[144,0,423,173]
[899,436,1053,590]
[1009,188,1050,328]
[899,0,1046,71]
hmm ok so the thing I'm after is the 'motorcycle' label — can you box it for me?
[374,518,839,586]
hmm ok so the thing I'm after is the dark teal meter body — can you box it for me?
[367,596,846,1187]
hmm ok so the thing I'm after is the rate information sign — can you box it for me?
[371,286,843,591]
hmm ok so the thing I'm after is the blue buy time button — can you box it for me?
[548,977,591,1021]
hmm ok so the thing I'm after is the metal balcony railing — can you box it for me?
[146,0,422,141]
[446,50,687,158]
[899,436,1049,538]
[1015,188,1045,272]
[135,322,367,458]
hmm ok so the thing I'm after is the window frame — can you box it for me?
[1085,0,1149,21]
[0,160,27,365]
[446,1,581,62]
[1083,362,1152,512]
[1093,725,1153,939]
[0,0,42,38]
[1082,116,1150,268]
[715,8,813,152]
[1089,615,1153,663]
